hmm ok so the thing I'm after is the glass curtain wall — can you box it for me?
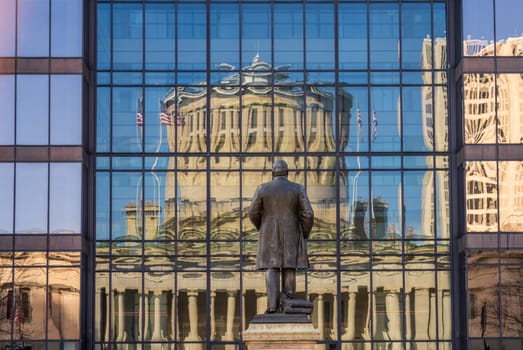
[0,0,84,349]
[95,1,450,349]
[462,0,523,349]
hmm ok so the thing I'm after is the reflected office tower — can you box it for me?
[462,35,523,231]
[160,55,352,240]
[421,36,450,239]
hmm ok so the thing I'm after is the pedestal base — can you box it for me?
[244,314,320,350]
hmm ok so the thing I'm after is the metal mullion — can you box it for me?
[205,0,212,347]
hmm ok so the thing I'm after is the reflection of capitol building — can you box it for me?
[160,54,351,240]
[92,56,452,350]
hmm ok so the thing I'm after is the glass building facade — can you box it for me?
[0,1,521,350]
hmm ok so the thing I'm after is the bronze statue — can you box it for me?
[248,160,314,313]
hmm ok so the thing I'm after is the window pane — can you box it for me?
[178,3,206,70]
[51,75,82,145]
[339,3,367,70]
[465,161,498,232]
[403,86,430,152]
[16,75,49,145]
[112,87,142,153]
[495,0,523,56]
[211,4,239,69]
[0,164,14,234]
[15,163,48,234]
[274,3,303,69]
[242,4,271,66]
[51,0,82,57]
[113,4,143,70]
[369,3,399,69]
[463,73,496,144]
[306,4,334,70]
[401,3,431,70]
[497,74,523,144]
[498,161,523,231]
[145,4,175,70]
[370,87,400,152]
[0,0,16,56]
[17,0,50,56]
[0,75,15,144]
[97,3,111,70]
[50,163,81,234]
[48,267,81,339]
[463,0,493,56]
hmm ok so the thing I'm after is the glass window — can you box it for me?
[0,0,16,56]
[113,4,143,70]
[369,3,399,69]
[48,267,81,339]
[497,74,523,144]
[306,3,334,70]
[50,163,82,234]
[465,161,498,232]
[242,3,271,66]
[0,75,15,145]
[338,3,368,70]
[97,3,111,70]
[112,87,142,153]
[145,3,175,70]
[370,87,401,152]
[401,3,431,70]
[403,86,430,152]
[16,75,49,145]
[463,73,496,144]
[210,3,239,69]
[51,0,83,57]
[495,0,523,56]
[15,163,48,234]
[17,0,50,57]
[50,75,82,145]
[178,3,206,70]
[463,0,494,56]
[0,164,14,234]
[96,87,110,152]
[498,162,523,231]
[274,3,303,69]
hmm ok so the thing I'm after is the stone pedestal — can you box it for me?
[244,314,320,350]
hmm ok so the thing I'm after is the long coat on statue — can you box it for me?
[248,176,314,270]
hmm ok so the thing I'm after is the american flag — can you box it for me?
[160,102,172,126]
[136,96,144,126]
[372,108,377,141]
[14,305,23,326]
[357,107,363,142]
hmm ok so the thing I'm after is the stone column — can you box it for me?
[342,291,357,350]
[144,292,150,340]
[405,291,412,342]
[224,291,236,340]
[331,294,338,339]
[151,291,162,340]
[441,291,451,349]
[106,289,112,342]
[171,290,178,341]
[186,291,201,341]
[429,290,437,341]
[95,288,103,341]
[386,290,401,350]
[116,290,125,341]
[209,291,216,341]
[414,288,429,341]
[138,293,143,337]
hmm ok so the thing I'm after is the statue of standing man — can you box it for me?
[248,160,314,313]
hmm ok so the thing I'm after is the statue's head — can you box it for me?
[272,160,288,177]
